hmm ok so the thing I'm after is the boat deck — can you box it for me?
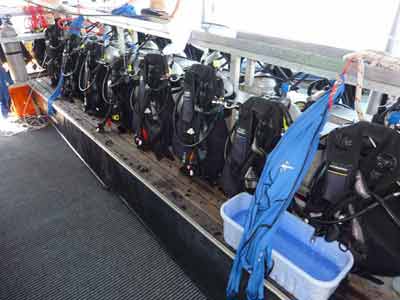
[28,77,398,300]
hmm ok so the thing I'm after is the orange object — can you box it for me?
[8,84,37,117]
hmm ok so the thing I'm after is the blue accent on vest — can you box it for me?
[281,82,289,94]
[387,111,400,126]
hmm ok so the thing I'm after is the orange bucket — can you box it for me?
[8,84,37,117]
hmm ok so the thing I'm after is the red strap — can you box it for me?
[141,128,149,142]
[328,59,353,109]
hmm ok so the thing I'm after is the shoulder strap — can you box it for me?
[323,122,365,203]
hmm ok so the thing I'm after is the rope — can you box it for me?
[341,50,400,121]
[22,55,49,130]
[328,55,365,121]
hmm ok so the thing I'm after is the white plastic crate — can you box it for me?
[220,192,354,300]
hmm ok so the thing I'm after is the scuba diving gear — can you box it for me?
[60,33,82,99]
[61,19,104,101]
[304,79,356,111]
[372,97,400,131]
[32,37,47,68]
[172,63,228,182]
[221,97,292,197]
[226,80,342,300]
[304,122,400,277]
[78,36,109,116]
[132,53,174,160]
[97,51,135,133]
[43,20,64,86]
[46,16,85,114]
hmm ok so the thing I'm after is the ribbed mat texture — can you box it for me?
[0,127,208,300]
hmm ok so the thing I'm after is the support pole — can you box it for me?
[0,24,28,83]
[244,59,256,88]
[367,1,400,115]
[230,55,241,94]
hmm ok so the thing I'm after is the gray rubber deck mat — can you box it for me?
[0,127,208,300]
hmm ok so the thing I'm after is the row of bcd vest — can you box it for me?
[37,25,293,196]
[37,24,400,279]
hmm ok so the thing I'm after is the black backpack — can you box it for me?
[97,54,135,133]
[172,64,228,182]
[43,21,64,86]
[78,39,109,117]
[221,97,292,197]
[132,53,174,160]
[304,122,400,277]
[60,34,82,99]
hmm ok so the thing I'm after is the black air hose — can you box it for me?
[172,92,222,148]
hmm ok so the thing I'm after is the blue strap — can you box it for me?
[47,74,64,115]
[280,82,289,95]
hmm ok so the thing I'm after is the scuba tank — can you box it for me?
[303,122,400,278]
[60,31,82,99]
[302,79,356,112]
[372,97,400,131]
[43,20,64,86]
[221,96,292,197]
[78,36,108,116]
[0,23,28,82]
[172,63,228,182]
[132,53,175,160]
[68,23,103,101]
[97,48,136,133]
[32,35,46,69]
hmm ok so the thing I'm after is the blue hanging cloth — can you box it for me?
[0,66,14,118]
[226,80,345,300]
[47,74,64,115]
[47,16,84,114]
[112,3,137,17]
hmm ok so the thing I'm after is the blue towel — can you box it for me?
[112,3,137,17]
[226,81,345,300]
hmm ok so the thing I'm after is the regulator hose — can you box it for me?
[309,193,400,227]
[172,92,223,148]
[78,53,97,92]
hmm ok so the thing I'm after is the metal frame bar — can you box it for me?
[24,1,400,96]
[0,32,45,43]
